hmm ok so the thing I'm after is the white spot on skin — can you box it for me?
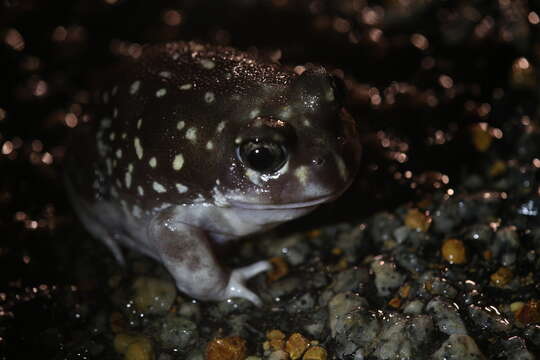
[125,172,132,188]
[149,157,157,168]
[122,133,127,139]
[102,92,109,104]
[110,187,119,198]
[204,92,215,103]
[173,154,184,171]
[113,108,118,118]
[137,118,142,130]
[216,121,226,133]
[206,141,214,150]
[116,179,122,188]
[132,205,142,218]
[156,88,167,98]
[177,121,185,131]
[176,183,188,193]
[199,59,215,69]
[213,187,229,207]
[109,132,116,141]
[111,86,118,96]
[130,80,140,94]
[159,71,171,79]
[185,127,197,142]
[179,83,192,90]
[245,169,262,186]
[294,166,309,185]
[137,186,144,197]
[303,118,311,127]
[194,194,206,203]
[115,149,122,159]
[128,163,134,173]
[134,137,143,159]
[153,181,167,193]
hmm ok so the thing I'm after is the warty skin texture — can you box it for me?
[65,41,361,305]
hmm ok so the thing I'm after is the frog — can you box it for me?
[65,41,361,305]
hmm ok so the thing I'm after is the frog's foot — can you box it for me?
[224,261,272,306]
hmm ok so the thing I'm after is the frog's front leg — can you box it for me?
[149,215,270,306]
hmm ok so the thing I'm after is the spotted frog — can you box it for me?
[66,42,361,305]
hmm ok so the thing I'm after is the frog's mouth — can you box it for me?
[228,192,342,210]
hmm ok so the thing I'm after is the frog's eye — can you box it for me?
[237,139,287,173]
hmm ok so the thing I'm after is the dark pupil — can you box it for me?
[240,141,286,173]
[247,147,275,172]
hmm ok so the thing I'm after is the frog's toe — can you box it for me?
[235,260,272,279]
[224,261,271,306]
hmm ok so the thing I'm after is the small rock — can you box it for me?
[114,333,154,360]
[514,299,540,325]
[432,334,485,359]
[267,257,290,283]
[404,208,431,232]
[125,338,154,360]
[158,314,198,349]
[500,336,535,360]
[467,304,510,333]
[132,277,176,314]
[328,292,369,337]
[266,329,286,351]
[441,238,467,264]
[490,267,513,287]
[426,298,467,335]
[370,212,401,248]
[288,293,316,314]
[206,336,247,360]
[285,333,309,360]
[470,124,492,152]
[302,346,327,360]
[267,350,289,360]
[370,257,405,297]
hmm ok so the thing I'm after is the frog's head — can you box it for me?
[219,66,361,211]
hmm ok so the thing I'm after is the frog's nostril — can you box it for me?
[312,157,325,166]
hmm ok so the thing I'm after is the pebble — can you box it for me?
[426,298,467,335]
[132,277,176,314]
[328,292,368,337]
[266,329,286,351]
[514,299,540,325]
[267,350,289,360]
[302,346,327,360]
[490,267,514,287]
[267,257,289,283]
[370,257,405,296]
[285,333,309,360]
[441,238,467,264]
[206,336,247,360]
[470,124,493,152]
[432,334,485,359]
[114,333,154,360]
[404,208,431,232]
[158,314,198,349]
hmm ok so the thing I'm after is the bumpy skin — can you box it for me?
[66,42,361,305]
